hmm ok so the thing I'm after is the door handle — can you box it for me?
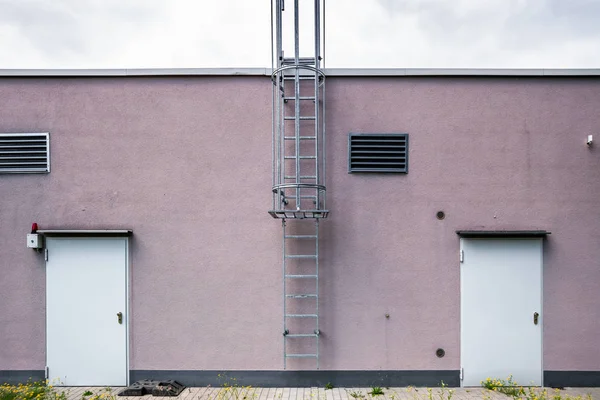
[533,312,539,325]
[117,312,123,324]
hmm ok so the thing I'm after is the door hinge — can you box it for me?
[45,366,49,379]
[460,367,464,381]
[44,248,49,261]
[460,250,464,263]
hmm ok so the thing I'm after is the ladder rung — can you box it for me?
[284,235,317,239]
[286,314,318,318]
[281,196,317,200]
[282,57,317,65]
[283,96,316,101]
[284,156,317,159]
[285,274,318,279]
[283,76,315,80]
[284,176,317,179]
[286,334,319,338]
[285,255,318,259]
[286,354,318,358]
[284,116,316,120]
[284,136,316,140]
[286,294,318,298]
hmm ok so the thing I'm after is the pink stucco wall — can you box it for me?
[1,75,599,372]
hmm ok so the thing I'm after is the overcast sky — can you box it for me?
[1,0,600,69]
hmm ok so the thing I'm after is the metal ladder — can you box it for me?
[283,219,320,369]
[278,56,325,369]
[270,0,327,370]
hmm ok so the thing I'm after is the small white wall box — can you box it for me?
[27,233,43,249]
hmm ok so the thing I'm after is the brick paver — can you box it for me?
[58,386,600,400]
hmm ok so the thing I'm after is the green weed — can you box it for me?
[482,376,593,400]
[0,380,67,400]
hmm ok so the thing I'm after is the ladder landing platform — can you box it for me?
[269,210,329,219]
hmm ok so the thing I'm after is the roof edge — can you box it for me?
[0,68,272,77]
[456,230,551,238]
[0,68,600,78]
[37,229,132,236]
[327,68,600,76]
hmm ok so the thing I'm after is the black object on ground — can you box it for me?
[118,380,186,397]
[151,380,186,397]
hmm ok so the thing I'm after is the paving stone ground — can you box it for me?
[58,386,600,400]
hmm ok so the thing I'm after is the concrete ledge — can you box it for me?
[0,68,271,77]
[130,370,460,388]
[0,370,45,385]
[326,68,600,77]
[1,68,600,78]
[545,371,600,388]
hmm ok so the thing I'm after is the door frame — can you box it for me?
[459,235,545,387]
[43,233,131,386]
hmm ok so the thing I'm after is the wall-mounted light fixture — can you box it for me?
[587,135,593,147]
[27,222,43,249]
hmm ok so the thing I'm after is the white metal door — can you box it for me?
[46,237,128,386]
[460,238,542,387]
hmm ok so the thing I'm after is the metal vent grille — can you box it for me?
[0,133,50,173]
[348,133,408,173]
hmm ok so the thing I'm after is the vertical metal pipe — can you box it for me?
[272,84,275,210]
[282,219,287,369]
[276,0,284,210]
[271,0,274,71]
[281,91,286,208]
[294,78,300,209]
[315,0,321,65]
[294,0,300,209]
[277,0,283,67]
[281,0,286,206]
[322,77,326,210]
[322,0,326,68]
[271,0,275,210]
[313,1,319,208]
[315,219,319,369]
[294,0,299,62]
[314,82,319,208]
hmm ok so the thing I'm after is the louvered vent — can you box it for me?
[0,133,50,173]
[348,133,408,173]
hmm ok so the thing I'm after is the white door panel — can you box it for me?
[46,238,128,386]
[461,238,542,387]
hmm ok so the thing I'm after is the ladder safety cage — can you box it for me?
[270,0,328,220]
[270,0,328,370]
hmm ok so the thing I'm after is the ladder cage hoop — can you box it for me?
[271,65,326,87]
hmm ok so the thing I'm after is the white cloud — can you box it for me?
[0,0,599,69]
